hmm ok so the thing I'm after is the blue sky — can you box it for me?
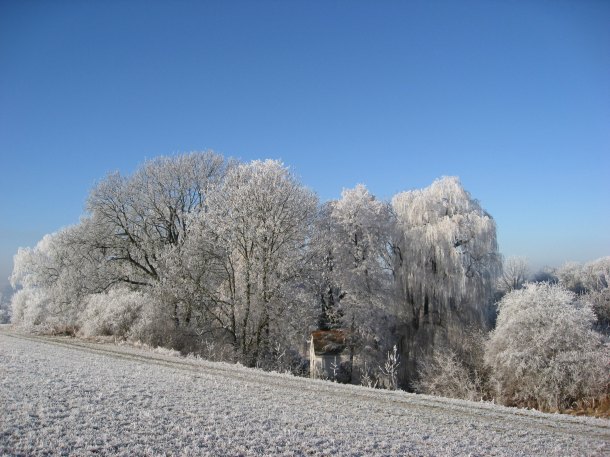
[1,0,609,289]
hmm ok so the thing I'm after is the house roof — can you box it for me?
[310,329,347,356]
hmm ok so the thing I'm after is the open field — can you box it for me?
[1,326,608,456]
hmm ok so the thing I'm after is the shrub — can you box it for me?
[10,289,49,328]
[586,288,610,336]
[485,282,609,411]
[413,330,490,401]
[126,293,178,348]
[79,289,146,338]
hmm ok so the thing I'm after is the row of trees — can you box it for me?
[10,152,501,381]
[9,151,607,412]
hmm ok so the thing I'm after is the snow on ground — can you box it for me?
[0,327,608,456]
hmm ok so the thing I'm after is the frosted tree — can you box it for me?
[86,151,229,288]
[331,185,394,307]
[308,202,345,331]
[10,152,229,336]
[556,257,610,294]
[485,282,609,411]
[0,292,7,324]
[582,257,610,292]
[391,176,501,384]
[153,230,228,332]
[555,261,588,294]
[555,257,610,335]
[194,160,319,365]
[81,151,231,338]
[497,256,529,294]
[307,185,396,382]
[10,235,56,328]
[587,288,610,335]
[329,185,395,376]
[10,221,114,332]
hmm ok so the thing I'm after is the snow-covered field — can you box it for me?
[1,327,608,456]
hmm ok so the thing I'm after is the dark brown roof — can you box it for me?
[311,329,347,356]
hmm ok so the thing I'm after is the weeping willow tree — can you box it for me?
[391,176,501,386]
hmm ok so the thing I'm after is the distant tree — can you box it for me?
[582,257,610,292]
[556,257,610,295]
[485,282,609,411]
[586,288,610,336]
[497,256,529,294]
[555,261,588,294]
[554,258,610,334]
[0,291,10,324]
[530,266,558,285]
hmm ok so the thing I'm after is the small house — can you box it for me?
[309,329,350,381]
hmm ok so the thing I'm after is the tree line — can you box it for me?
[8,151,608,413]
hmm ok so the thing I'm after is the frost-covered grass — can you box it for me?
[1,328,608,456]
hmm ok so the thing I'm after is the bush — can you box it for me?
[256,342,309,376]
[126,293,179,348]
[10,289,49,328]
[413,330,490,401]
[485,282,609,411]
[586,288,610,336]
[79,289,146,338]
[0,293,11,324]
[413,349,484,400]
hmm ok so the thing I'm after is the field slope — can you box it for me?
[1,327,608,456]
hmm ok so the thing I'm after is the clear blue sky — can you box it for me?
[1,0,609,290]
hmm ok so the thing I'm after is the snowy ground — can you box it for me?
[1,327,608,456]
